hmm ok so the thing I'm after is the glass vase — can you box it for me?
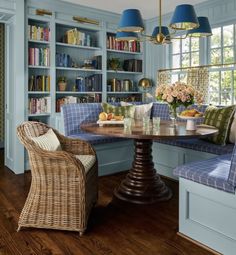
[168,104,178,127]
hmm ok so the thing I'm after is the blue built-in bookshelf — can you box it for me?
[26,2,145,126]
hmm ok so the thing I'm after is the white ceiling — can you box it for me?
[62,0,207,19]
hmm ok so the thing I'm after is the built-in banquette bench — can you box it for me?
[62,102,236,254]
[173,146,236,255]
[61,102,234,177]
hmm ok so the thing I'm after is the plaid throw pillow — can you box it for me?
[102,103,135,118]
[203,105,236,145]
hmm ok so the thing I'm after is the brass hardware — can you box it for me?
[36,9,52,16]
[73,16,99,26]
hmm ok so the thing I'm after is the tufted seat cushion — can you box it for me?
[75,155,96,173]
[69,133,126,145]
[154,138,234,155]
[173,154,235,193]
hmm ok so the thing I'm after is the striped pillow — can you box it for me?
[102,102,135,118]
[203,105,235,145]
[31,128,62,151]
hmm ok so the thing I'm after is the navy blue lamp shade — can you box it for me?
[117,9,144,32]
[170,4,199,30]
[151,26,171,44]
[116,32,138,41]
[187,17,212,37]
[152,26,170,37]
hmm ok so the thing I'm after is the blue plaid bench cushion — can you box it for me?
[154,138,234,155]
[69,133,126,145]
[228,145,236,186]
[62,103,103,136]
[173,154,235,193]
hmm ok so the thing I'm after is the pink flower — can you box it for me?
[167,95,174,103]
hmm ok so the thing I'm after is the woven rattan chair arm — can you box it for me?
[53,130,96,155]
[30,147,87,176]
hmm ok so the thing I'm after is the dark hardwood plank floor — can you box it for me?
[0,150,213,255]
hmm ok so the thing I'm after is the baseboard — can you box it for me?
[177,232,222,255]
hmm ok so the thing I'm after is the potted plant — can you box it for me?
[108,58,121,71]
[58,76,67,91]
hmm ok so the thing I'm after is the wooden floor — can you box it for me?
[0,150,213,255]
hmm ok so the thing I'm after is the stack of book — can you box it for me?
[28,97,51,114]
[107,34,141,52]
[123,59,142,72]
[84,74,102,92]
[56,94,101,112]
[29,47,50,66]
[62,28,95,47]
[28,75,50,91]
[56,53,72,67]
[28,25,50,41]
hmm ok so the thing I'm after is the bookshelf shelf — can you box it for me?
[28,113,51,117]
[56,67,102,72]
[107,92,143,94]
[56,42,101,51]
[107,70,143,75]
[28,91,50,95]
[28,65,50,69]
[107,49,142,55]
[56,91,102,94]
[28,39,50,44]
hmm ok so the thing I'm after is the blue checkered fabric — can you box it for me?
[228,144,236,186]
[69,133,126,145]
[154,138,234,155]
[151,103,208,121]
[173,154,235,193]
[62,103,103,136]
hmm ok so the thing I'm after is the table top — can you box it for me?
[81,121,218,140]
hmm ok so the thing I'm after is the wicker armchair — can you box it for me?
[17,121,98,235]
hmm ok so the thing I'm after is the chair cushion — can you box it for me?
[102,102,135,118]
[228,145,236,186]
[173,154,235,193]
[69,133,126,145]
[121,102,153,120]
[154,138,234,155]
[203,105,235,145]
[75,155,96,173]
[31,128,62,151]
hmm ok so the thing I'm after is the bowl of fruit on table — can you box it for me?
[97,112,124,126]
[178,109,204,130]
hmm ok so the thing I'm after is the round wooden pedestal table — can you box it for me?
[81,121,218,204]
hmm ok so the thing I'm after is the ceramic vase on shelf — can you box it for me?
[168,104,178,127]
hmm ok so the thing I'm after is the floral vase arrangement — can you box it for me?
[156,81,203,126]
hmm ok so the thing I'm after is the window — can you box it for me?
[208,24,236,105]
[172,37,200,69]
[171,37,200,83]
[168,24,236,106]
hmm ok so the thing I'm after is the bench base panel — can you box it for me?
[94,140,134,176]
[153,143,217,180]
[179,178,236,255]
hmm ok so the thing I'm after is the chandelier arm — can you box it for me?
[140,31,153,39]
